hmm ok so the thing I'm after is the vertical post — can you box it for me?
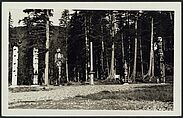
[12,46,18,86]
[55,49,64,85]
[45,10,50,86]
[158,37,165,83]
[90,42,94,85]
[33,47,38,85]
[58,66,62,85]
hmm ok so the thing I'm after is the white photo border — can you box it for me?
[2,2,182,116]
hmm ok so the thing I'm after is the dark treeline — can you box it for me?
[67,10,173,83]
[8,10,174,85]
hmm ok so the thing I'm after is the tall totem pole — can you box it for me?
[33,47,39,85]
[11,46,19,86]
[157,37,165,83]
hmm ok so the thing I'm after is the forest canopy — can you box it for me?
[9,10,174,85]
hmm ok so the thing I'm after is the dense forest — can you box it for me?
[9,10,174,85]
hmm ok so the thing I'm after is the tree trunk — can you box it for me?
[65,29,69,82]
[121,33,125,64]
[107,12,116,80]
[148,18,153,76]
[169,12,173,25]
[121,32,125,81]
[149,18,155,81]
[106,57,110,76]
[127,11,131,82]
[65,59,69,82]
[131,19,138,82]
[139,36,144,78]
[151,47,155,77]
[84,16,89,82]
[96,56,99,79]
[65,21,69,82]
[101,25,104,79]
[144,17,154,81]
[108,42,115,79]
[44,10,50,86]
[114,58,117,75]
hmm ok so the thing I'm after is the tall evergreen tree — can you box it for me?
[19,9,53,85]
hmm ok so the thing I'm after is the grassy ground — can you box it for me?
[76,84,173,102]
[9,84,173,110]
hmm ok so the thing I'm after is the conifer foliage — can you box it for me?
[9,10,174,85]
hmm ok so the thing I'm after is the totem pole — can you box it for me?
[55,49,64,85]
[157,37,165,83]
[33,47,39,85]
[11,46,18,86]
[89,42,94,85]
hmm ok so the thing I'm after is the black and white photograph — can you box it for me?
[1,2,181,116]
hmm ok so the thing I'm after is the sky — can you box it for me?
[9,9,74,27]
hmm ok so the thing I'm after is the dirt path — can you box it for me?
[9,84,161,104]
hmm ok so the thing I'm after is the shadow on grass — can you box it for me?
[9,86,54,93]
[76,84,173,102]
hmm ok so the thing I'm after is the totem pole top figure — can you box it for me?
[57,48,61,52]
[158,37,163,42]
[55,48,64,67]
[56,48,63,60]
[157,37,164,56]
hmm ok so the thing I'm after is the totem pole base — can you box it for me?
[123,83,129,85]
[9,85,19,88]
[160,83,166,85]
[31,85,40,87]
[89,71,95,85]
